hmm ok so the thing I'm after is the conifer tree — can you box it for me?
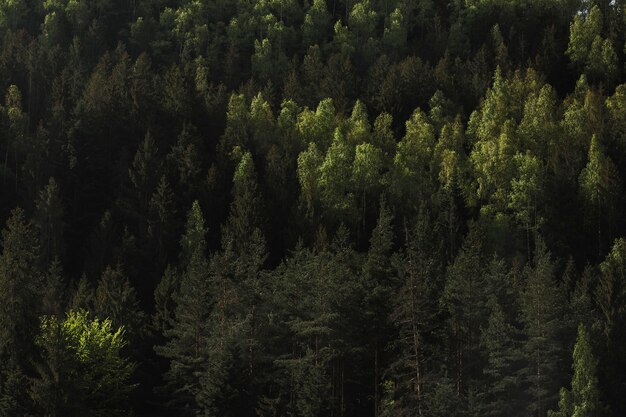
[441,222,486,397]
[0,208,41,413]
[389,108,436,213]
[480,297,522,417]
[361,198,395,416]
[148,175,178,262]
[0,207,42,365]
[596,238,626,413]
[302,0,332,47]
[69,274,94,312]
[579,134,621,256]
[520,237,568,417]
[155,200,212,415]
[319,128,355,216]
[384,208,442,416]
[94,264,147,348]
[566,6,603,67]
[153,265,180,336]
[34,177,65,268]
[213,151,268,415]
[548,324,604,417]
[41,259,65,318]
[168,123,203,193]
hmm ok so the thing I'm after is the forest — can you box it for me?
[0,0,625,415]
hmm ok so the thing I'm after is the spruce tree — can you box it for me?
[205,151,268,416]
[360,197,395,416]
[441,222,486,397]
[479,297,522,417]
[520,237,568,417]
[155,200,212,415]
[383,208,442,416]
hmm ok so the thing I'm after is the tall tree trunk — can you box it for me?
[405,221,423,416]
[374,342,379,417]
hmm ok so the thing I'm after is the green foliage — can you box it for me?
[32,310,135,416]
[596,236,626,403]
[302,0,332,47]
[480,297,521,417]
[579,135,621,254]
[155,200,212,414]
[297,141,324,217]
[0,208,42,365]
[389,108,436,212]
[0,0,625,415]
[0,363,29,416]
[41,259,66,318]
[566,6,603,66]
[227,151,265,254]
[520,237,569,417]
[319,129,355,214]
[598,238,626,339]
[383,8,407,53]
[153,265,179,335]
[384,208,442,416]
[34,177,65,268]
[548,324,604,417]
[94,265,147,347]
[441,222,487,395]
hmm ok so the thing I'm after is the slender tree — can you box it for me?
[548,324,605,417]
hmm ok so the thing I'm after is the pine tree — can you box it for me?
[579,134,621,256]
[123,130,162,235]
[270,235,350,417]
[223,151,265,257]
[155,200,212,415]
[0,208,42,366]
[441,222,486,397]
[389,108,436,214]
[360,197,395,416]
[302,0,332,48]
[520,237,568,417]
[383,208,442,416]
[148,175,178,262]
[319,128,355,217]
[596,237,626,413]
[167,123,203,196]
[153,265,180,336]
[566,6,603,67]
[69,274,94,312]
[351,143,383,232]
[94,264,147,348]
[479,297,522,417]
[297,142,323,218]
[548,324,605,417]
[34,177,65,268]
[209,151,268,415]
[0,363,29,416]
[41,259,65,318]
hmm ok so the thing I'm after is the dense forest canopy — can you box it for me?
[0,0,625,415]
